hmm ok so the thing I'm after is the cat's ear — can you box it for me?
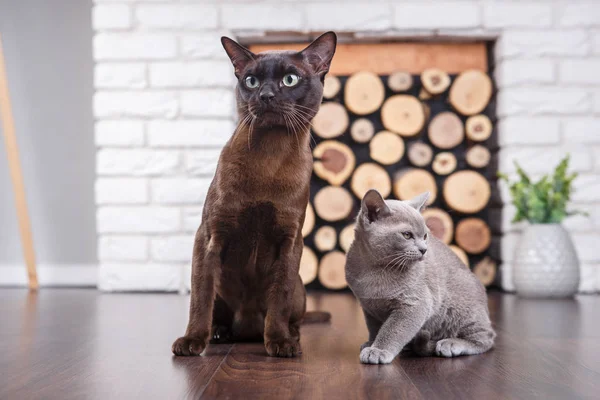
[361,189,390,223]
[406,192,430,213]
[300,31,337,78]
[221,36,255,78]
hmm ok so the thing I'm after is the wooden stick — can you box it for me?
[0,35,38,290]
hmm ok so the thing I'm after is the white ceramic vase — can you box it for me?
[513,224,580,298]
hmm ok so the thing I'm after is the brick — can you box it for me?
[393,2,479,29]
[94,91,178,118]
[593,30,600,54]
[149,61,234,88]
[572,174,600,202]
[306,4,391,30]
[151,178,211,204]
[498,117,560,146]
[150,235,194,262]
[501,232,520,263]
[559,3,600,27]
[595,147,600,171]
[500,263,515,292]
[559,60,600,85]
[94,63,146,89]
[562,118,600,144]
[183,207,203,232]
[95,120,144,146]
[180,33,231,60]
[573,234,600,262]
[184,149,221,176]
[497,88,590,117]
[483,2,552,28]
[496,31,589,59]
[135,5,218,30]
[98,236,148,261]
[499,146,592,174]
[97,206,180,233]
[221,4,304,30]
[180,89,235,118]
[96,178,148,204]
[97,149,179,176]
[147,120,234,147]
[92,4,131,30]
[494,59,555,88]
[595,91,600,114]
[579,263,597,293]
[93,33,176,60]
[98,263,182,292]
[563,204,595,233]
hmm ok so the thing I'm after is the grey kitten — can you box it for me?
[345,189,495,364]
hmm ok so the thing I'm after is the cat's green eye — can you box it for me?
[402,232,413,240]
[245,75,259,89]
[282,73,300,87]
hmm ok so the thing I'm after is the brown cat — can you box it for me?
[172,32,337,358]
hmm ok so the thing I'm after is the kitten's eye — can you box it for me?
[245,75,259,89]
[424,233,428,240]
[402,232,413,240]
[282,73,300,87]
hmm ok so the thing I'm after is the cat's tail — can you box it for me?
[302,311,331,324]
[412,330,437,356]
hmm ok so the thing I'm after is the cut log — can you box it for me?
[312,102,349,139]
[422,102,431,122]
[455,218,492,254]
[473,256,497,287]
[339,224,355,253]
[449,245,470,268]
[422,208,453,244]
[314,186,354,222]
[314,226,338,252]
[370,131,405,165]
[318,251,348,290]
[419,88,432,100]
[432,152,457,176]
[466,114,492,142]
[465,144,491,169]
[443,170,490,213]
[302,203,315,238]
[381,95,425,137]
[393,169,437,205]
[299,246,318,285]
[407,142,433,167]
[323,75,341,99]
[428,111,464,150]
[387,71,413,92]
[344,71,385,115]
[449,69,493,116]
[351,163,392,199]
[421,68,451,95]
[350,118,375,143]
[313,140,356,186]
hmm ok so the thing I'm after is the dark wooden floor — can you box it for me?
[1,290,599,400]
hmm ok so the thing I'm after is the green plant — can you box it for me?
[498,155,586,224]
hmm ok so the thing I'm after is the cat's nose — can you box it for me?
[260,91,275,103]
[419,248,427,255]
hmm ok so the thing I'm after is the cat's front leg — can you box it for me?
[360,307,427,365]
[360,310,381,351]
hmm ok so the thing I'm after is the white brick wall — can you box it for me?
[93,0,600,293]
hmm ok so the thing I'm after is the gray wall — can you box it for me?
[0,0,96,266]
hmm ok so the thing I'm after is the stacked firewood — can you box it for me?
[302,68,499,291]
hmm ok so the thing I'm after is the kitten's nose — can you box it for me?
[419,248,427,255]
[260,91,275,103]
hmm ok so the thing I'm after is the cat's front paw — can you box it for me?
[360,346,395,364]
[172,336,207,356]
[360,341,374,351]
[435,339,465,358]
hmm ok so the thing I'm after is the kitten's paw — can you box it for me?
[435,339,466,358]
[360,341,374,351]
[265,338,302,358]
[172,336,207,356]
[360,347,395,364]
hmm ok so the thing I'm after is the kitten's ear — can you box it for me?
[361,189,390,223]
[300,31,337,78]
[406,192,430,213]
[221,36,255,78]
